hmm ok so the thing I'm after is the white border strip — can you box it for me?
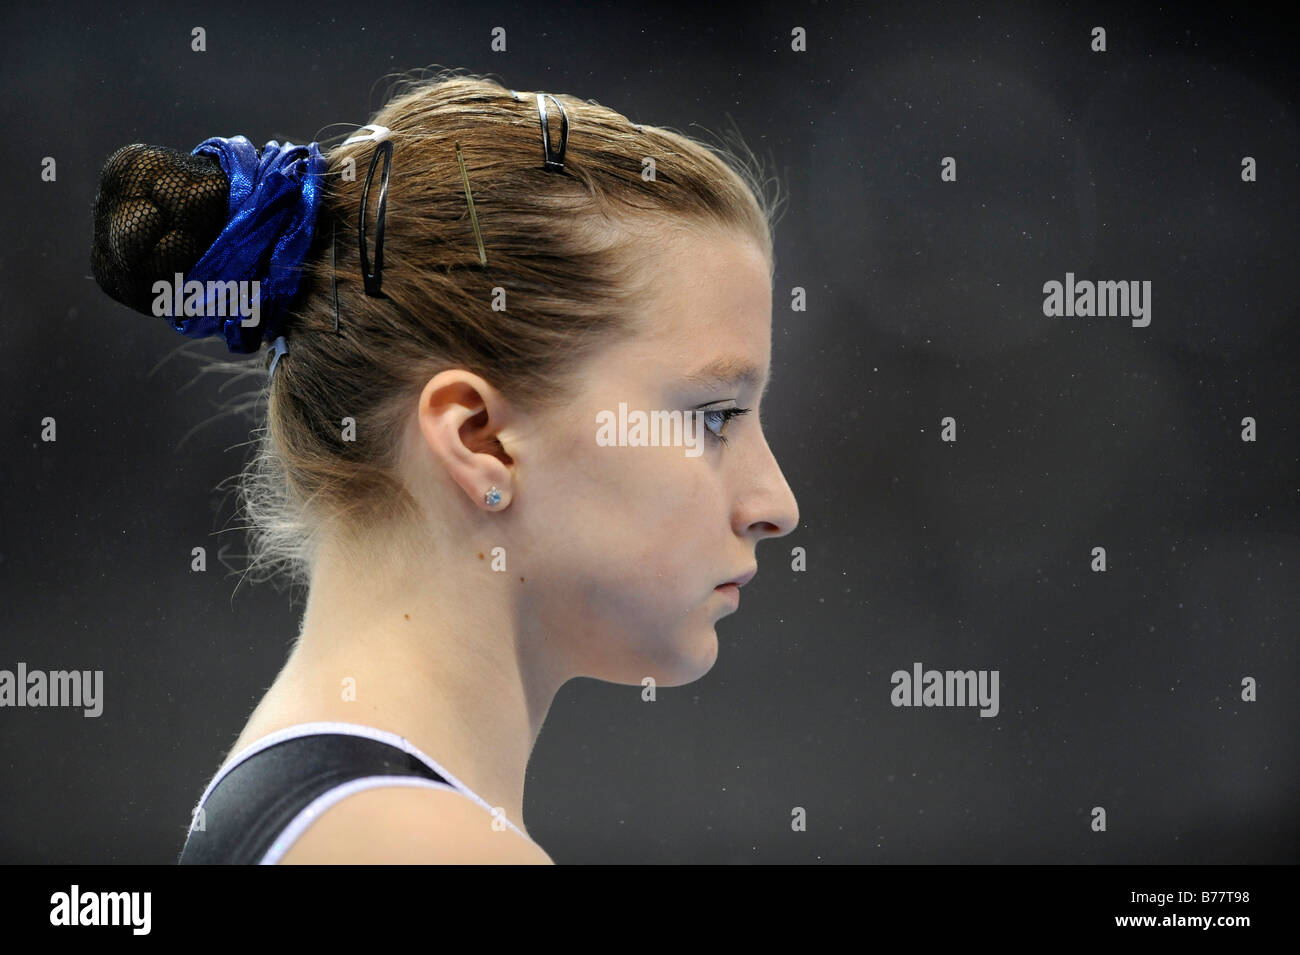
[188,721,525,839]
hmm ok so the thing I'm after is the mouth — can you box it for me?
[714,567,756,606]
[713,582,741,608]
[718,567,757,589]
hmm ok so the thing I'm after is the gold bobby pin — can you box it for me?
[455,141,487,266]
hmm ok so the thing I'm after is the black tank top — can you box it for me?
[178,723,518,864]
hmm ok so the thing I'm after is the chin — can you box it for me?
[652,626,721,688]
[597,624,720,688]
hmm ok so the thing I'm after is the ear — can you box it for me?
[415,369,516,511]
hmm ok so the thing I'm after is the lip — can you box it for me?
[713,567,755,611]
[714,583,740,610]
[718,567,757,589]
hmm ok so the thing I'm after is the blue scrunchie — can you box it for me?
[164,136,327,354]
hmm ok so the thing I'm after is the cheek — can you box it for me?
[561,446,720,578]
[616,453,723,579]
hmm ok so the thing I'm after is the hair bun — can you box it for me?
[90,144,230,315]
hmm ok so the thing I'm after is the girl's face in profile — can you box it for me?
[514,228,799,687]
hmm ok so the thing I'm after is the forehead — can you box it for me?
[619,227,773,382]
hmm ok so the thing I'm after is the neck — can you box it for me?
[266,527,567,839]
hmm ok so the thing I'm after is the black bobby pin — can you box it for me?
[358,139,393,297]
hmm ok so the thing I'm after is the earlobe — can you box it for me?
[416,369,516,513]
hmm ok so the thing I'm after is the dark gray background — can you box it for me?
[1,0,1296,863]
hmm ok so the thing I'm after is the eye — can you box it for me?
[701,407,750,447]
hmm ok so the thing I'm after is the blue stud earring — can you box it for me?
[484,486,502,508]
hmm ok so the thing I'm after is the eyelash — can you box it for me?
[701,407,750,447]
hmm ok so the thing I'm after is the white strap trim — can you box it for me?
[188,720,525,839]
[259,775,459,864]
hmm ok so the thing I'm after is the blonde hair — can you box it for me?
[229,69,780,592]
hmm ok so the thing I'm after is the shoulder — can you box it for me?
[276,782,554,864]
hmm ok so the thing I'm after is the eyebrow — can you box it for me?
[683,356,770,399]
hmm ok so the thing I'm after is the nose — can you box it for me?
[734,429,799,541]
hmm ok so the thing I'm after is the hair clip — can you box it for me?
[342,124,392,146]
[358,138,393,297]
[536,93,568,171]
[330,217,340,333]
[268,334,288,379]
[454,141,487,267]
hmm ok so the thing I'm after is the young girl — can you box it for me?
[91,70,799,863]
